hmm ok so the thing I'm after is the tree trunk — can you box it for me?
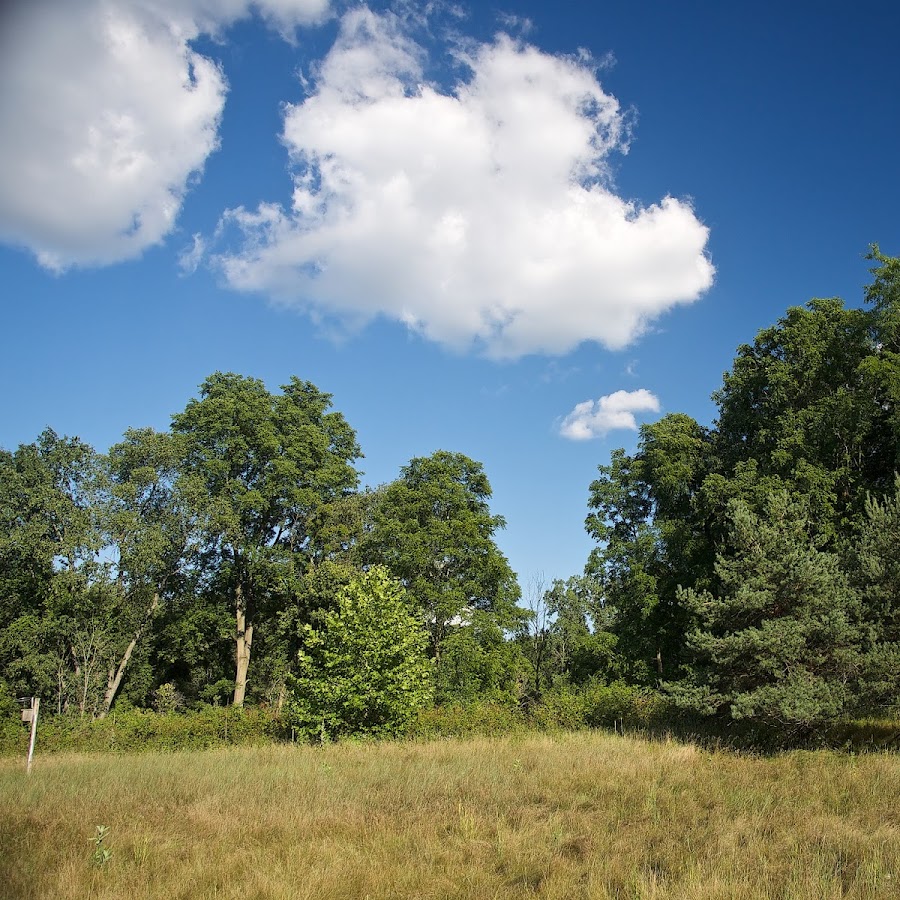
[233,582,253,707]
[99,593,161,718]
[70,651,86,717]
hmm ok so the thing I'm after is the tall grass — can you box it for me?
[1,731,898,898]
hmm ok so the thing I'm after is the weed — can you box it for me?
[88,825,111,869]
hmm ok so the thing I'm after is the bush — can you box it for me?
[0,706,281,755]
[410,701,526,739]
[581,680,675,729]
[527,686,587,731]
[287,567,434,741]
[153,683,185,714]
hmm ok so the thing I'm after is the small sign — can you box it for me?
[22,709,33,723]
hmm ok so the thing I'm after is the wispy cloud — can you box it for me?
[178,233,206,275]
[496,12,535,35]
[559,388,660,440]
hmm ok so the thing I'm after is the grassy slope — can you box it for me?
[1,732,898,899]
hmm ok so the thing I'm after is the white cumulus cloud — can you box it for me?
[559,388,660,440]
[0,0,330,270]
[216,6,714,358]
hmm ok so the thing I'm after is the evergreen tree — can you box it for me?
[669,495,869,728]
[853,478,900,709]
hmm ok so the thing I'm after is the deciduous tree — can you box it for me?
[288,566,433,738]
[171,373,361,706]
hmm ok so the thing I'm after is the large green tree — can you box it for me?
[0,430,113,714]
[99,427,198,715]
[171,373,361,706]
[363,450,522,700]
[585,415,714,683]
[713,297,892,542]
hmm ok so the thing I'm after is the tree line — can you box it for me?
[0,372,521,735]
[583,246,900,728]
[2,246,898,737]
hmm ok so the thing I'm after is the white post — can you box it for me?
[26,697,39,775]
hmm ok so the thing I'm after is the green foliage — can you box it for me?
[517,574,620,700]
[585,423,711,683]
[668,495,869,728]
[152,683,185,714]
[0,706,280,755]
[287,567,434,739]
[408,682,663,738]
[436,617,526,702]
[409,701,527,738]
[171,372,362,706]
[363,451,523,702]
[584,247,900,729]
[713,297,892,540]
[851,477,900,707]
[526,684,588,731]
[579,681,660,728]
[855,477,900,644]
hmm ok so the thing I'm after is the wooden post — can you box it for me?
[25,697,39,775]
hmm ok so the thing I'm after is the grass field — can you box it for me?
[1,731,898,899]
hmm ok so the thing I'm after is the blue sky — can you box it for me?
[2,0,898,589]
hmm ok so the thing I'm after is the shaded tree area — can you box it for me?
[583,247,900,728]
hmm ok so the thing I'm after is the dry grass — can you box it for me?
[1,731,898,899]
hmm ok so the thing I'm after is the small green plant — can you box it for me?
[153,682,185,714]
[89,825,112,869]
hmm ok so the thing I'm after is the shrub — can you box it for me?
[410,701,526,739]
[527,686,586,731]
[0,706,281,755]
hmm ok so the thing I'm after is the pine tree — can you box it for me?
[853,478,900,709]
[669,494,869,727]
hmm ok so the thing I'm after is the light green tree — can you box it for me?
[288,566,433,739]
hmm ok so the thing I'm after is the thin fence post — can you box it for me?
[26,697,40,775]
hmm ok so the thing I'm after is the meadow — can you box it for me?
[1,731,898,899]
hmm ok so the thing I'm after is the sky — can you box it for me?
[1,0,899,590]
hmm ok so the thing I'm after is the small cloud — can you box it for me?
[624,359,638,377]
[559,388,660,440]
[178,233,206,274]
